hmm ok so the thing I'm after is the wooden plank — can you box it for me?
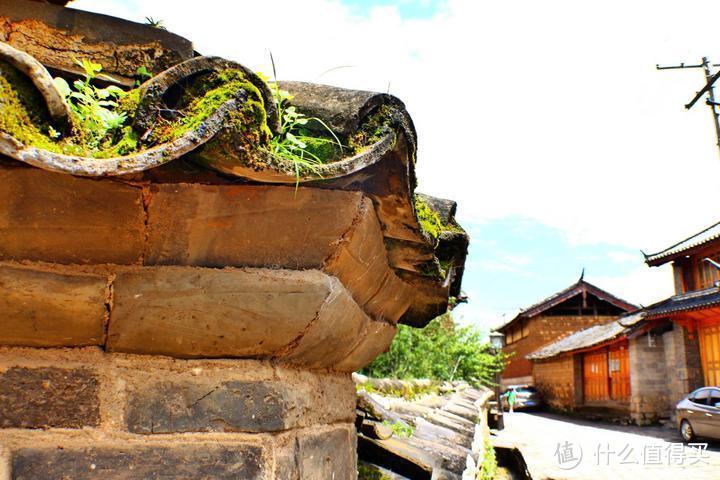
[583,350,609,402]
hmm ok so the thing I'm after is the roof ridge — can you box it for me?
[645,219,720,262]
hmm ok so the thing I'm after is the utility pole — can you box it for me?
[657,57,720,156]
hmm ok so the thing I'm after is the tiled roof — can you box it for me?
[497,278,637,332]
[644,287,720,318]
[526,311,645,360]
[0,2,469,328]
[644,220,720,266]
[354,374,493,479]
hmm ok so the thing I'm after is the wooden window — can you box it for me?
[693,252,720,290]
[521,320,529,338]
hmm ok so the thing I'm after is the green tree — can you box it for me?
[361,314,506,387]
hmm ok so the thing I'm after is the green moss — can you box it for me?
[415,195,444,241]
[356,380,439,401]
[0,63,273,163]
[117,88,141,118]
[382,420,414,438]
[415,195,465,244]
[148,69,270,149]
[349,104,394,154]
[479,440,498,480]
[358,462,394,480]
[0,61,64,153]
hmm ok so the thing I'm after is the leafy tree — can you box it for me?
[362,313,507,387]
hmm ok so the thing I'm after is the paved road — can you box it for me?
[492,411,720,480]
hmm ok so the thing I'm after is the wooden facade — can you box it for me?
[581,342,630,403]
[499,279,636,385]
[645,222,720,392]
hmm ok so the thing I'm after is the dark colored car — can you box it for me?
[676,386,720,442]
[501,385,543,411]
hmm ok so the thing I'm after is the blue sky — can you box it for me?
[451,218,673,329]
[72,0,719,330]
[342,0,445,19]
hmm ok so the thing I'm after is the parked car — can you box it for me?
[501,385,543,411]
[676,386,720,442]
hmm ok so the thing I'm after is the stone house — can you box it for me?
[498,276,636,387]
[0,1,469,478]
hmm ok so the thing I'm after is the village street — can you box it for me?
[493,411,720,480]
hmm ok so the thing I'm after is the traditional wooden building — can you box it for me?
[643,221,720,395]
[527,221,720,424]
[497,276,636,386]
[528,312,673,424]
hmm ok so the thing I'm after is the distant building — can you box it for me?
[643,221,720,398]
[497,276,636,387]
[528,311,661,424]
[526,221,720,424]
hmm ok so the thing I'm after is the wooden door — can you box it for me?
[699,323,720,386]
[608,344,630,402]
[583,351,609,401]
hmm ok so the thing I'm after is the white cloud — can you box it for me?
[590,265,675,308]
[607,251,641,264]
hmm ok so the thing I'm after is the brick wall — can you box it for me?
[629,333,670,425]
[502,315,615,381]
[0,347,357,479]
[532,355,579,410]
[0,164,412,478]
[663,324,703,420]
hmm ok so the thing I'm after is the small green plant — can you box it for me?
[262,55,343,183]
[53,59,130,150]
[145,17,166,29]
[478,440,498,480]
[382,420,414,438]
[134,66,152,86]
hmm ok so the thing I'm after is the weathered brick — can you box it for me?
[108,267,335,358]
[282,282,369,369]
[144,183,363,269]
[126,380,287,433]
[0,367,99,428]
[0,265,106,347]
[0,167,145,265]
[335,321,396,372]
[11,444,264,480]
[324,198,413,324]
[298,427,356,480]
[272,434,299,480]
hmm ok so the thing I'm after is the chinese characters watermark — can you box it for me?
[553,441,709,469]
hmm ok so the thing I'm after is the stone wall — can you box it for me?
[663,324,703,420]
[629,333,670,425]
[532,355,578,411]
[0,163,411,479]
[0,347,357,479]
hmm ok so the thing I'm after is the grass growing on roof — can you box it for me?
[0,54,398,175]
[260,58,344,180]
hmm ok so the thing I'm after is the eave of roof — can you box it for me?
[644,287,720,319]
[644,220,720,267]
[527,311,645,360]
[496,278,637,333]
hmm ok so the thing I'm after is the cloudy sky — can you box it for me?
[72,0,720,329]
